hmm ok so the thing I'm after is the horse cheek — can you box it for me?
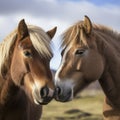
[10,57,27,86]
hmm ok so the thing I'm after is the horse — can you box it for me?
[0,19,57,120]
[54,15,120,120]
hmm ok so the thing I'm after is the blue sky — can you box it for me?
[59,0,120,5]
[0,0,120,70]
[87,0,120,5]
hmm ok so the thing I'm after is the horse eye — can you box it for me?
[75,49,85,55]
[24,51,32,58]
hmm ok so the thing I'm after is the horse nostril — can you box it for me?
[55,87,62,96]
[40,86,49,98]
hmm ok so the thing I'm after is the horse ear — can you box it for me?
[83,15,92,35]
[18,19,29,40]
[46,27,57,39]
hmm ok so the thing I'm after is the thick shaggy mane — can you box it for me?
[62,21,120,48]
[0,25,52,77]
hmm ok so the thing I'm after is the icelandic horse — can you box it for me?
[0,19,56,120]
[55,16,120,120]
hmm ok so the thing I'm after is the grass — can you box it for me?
[41,90,104,120]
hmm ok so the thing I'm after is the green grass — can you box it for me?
[41,91,104,120]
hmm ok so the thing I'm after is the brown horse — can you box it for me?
[55,16,120,120]
[0,19,56,120]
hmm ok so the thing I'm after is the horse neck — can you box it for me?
[96,31,120,108]
[0,73,20,105]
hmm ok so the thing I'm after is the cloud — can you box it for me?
[1,0,120,29]
[0,0,120,69]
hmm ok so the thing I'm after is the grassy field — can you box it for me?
[41,90,104,120]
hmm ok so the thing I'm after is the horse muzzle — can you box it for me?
[33,86,54,105]
[54,86,73,102]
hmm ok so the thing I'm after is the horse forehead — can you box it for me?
[19,37,33,49]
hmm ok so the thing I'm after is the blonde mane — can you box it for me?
[0,25,52,77]
[62,21,88,48]
[62,21,120,48]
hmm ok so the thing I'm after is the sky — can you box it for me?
[0,0,120,70]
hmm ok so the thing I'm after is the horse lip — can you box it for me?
[35,97,53,105]
[54,94,72,102]
[35,98,49,105]
[40,97,53,105]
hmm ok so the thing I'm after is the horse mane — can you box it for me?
[0,25,52,77]
[62,21,120,48]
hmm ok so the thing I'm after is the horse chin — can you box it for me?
[33,96,53,105]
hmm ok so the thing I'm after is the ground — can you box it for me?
[41,90,104,120]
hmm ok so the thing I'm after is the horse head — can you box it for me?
[10,19,57,105]
[55,16,104,102]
